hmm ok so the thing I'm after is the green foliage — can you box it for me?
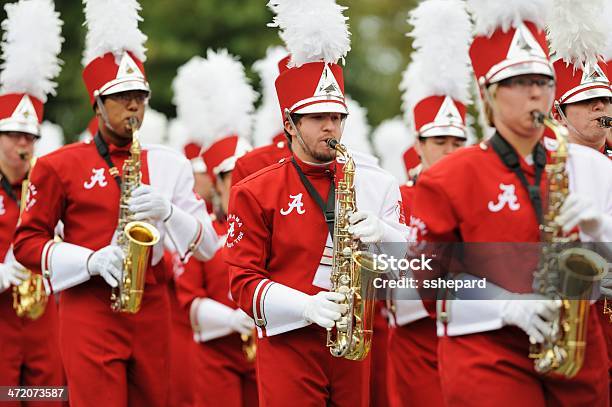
[0,0,426,142]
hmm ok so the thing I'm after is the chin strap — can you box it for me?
[94,92,115,133]
[554,101,590,141]
[285,109,315,158]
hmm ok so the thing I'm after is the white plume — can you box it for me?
[342,96,372,155]
[252,45,287,146]
[35,120,64,156]
[166,118,193,153]
[0,0,63,102]
[268,0,351,67]
[82,0,147,66]
[401,0,472,132]
[604,1,612,61]
[549,0,607,68]
[139,107,167,146]
[172,49,257,146]
[371,117,413,184]
[466,0,551,36]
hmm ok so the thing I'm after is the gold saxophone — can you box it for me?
[241,330,257,362]
[110,117,160,313]
[529,111,608,378]
[12,154,48,320]
[325,139,386,361]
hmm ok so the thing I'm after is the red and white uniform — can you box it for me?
[0,177,64,404]
[231,136,290,186]
[225,153,407,406]
[385,179,443,407]
[176,219,258,407]
[13,141,217,407]
[411,141,612,406]
[163,251,197,407]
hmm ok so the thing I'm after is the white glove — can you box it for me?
[501,295,561,344]
[86,245,124,288]
[303,291,347,329]
[555,194,604,238]
[348,211,385,243]
[229,308,255,336]
[0,262,29,293]
[128,184,172,223]
[601,270,612,299]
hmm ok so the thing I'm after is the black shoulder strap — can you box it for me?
[0,170,18,204]
[490,132,545,223]
[93,132,121,187]
[291,158,335,238]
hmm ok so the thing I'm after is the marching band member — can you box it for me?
[174,49,258,407]
[549,1,612,156]
[0,0,65,399]
[225,1,408,405]
[13,1,218,405]
[410,0,612,404]
[548,1,612,401]
[231,48,291,186]
[388,1,471,406]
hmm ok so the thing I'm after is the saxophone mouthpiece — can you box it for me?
[327,139,339,149]
[17,150,29,161]
[597,116,612,128]
[531,111,546,127]
[127,116,140,132]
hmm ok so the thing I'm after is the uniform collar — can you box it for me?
[97,132,132,154]
[292,153,335,176]
[107,141,132,154]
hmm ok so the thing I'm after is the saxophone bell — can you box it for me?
[597,116,612,128]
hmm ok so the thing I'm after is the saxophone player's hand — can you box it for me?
[601,273,612,299]
[229,309,255,335]
[129,184,172,223]
[556,193,604,238]
[303,291,347,329]
[500,295,561,344]
[348,211,385,243]
[0,262,29,292]
[86,245,124,288]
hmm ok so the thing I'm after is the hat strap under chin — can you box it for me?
[554,101,587,141]
[94,93,115,134]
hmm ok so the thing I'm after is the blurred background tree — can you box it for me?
[0,0,422,142]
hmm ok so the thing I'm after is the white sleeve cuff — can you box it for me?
[47,242,93,293]
[394,300,429,326]
[441,300,505,336]
[191,298,235,342]
[164,204,218,261]
[381,220,408,244]
[257,281,312,337]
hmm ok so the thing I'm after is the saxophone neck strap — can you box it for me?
[0,169,18,205]
[290,157,336,238]
[93,132,121,187]
[489,132,545,224]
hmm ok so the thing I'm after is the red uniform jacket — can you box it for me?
[225,154,407,337]
[231,140,290,186]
